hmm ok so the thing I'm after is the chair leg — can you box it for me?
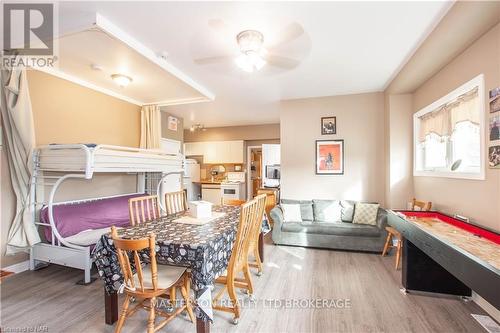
[170,286,176,308]
[147,297,156,333]
[382,232,392,256]
[253,247,263,275]
[227,278,240,320]
[395,239,402,270]
[180,282,195,323]
[115,295,131,333]
[243,264,254,296]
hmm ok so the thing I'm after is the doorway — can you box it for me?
[247,146,262,199]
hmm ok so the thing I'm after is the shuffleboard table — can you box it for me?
[388,210,500,309]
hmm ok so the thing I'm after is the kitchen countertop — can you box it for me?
[194,180,223,185]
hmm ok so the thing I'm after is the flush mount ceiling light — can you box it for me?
[235,30,266,73]
[111,73,133,87]
[190,123,207,132]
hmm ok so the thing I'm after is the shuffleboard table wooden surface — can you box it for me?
[388,210,500,309]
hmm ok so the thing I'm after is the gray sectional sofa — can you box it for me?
[270,199,388,252]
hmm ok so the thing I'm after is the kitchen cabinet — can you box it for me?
[201,184,221,205]
[184,140,244,164]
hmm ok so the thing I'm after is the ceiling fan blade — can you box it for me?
[269,22,304,49]
[265,54,300,69]
[194,55,234,65]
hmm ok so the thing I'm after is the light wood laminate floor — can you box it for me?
[0,235,488,333]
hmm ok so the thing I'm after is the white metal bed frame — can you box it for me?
[29,144,184,283]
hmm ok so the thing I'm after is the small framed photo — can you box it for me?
[321,116,336,135]
[489,145,500,168]
[316,139,344,175]
[168,116,178,131]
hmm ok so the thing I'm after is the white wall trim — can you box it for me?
[4,260,30,274]
[33,67,144,106]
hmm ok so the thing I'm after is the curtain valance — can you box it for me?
[418,87,479,142]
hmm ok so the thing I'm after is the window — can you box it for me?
[414,75,485,180]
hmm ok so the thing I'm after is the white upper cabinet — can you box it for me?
[184,140,244,164]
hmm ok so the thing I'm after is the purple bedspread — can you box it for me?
[41,193,145,242]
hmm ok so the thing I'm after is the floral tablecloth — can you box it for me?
[92,205,270,322]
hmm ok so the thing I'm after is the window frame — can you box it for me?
[413,74,485,180]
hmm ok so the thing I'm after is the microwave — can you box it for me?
[266,165,280,179]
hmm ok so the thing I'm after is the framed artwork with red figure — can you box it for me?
[316,139,344,175]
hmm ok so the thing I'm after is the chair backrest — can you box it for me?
[227,198,260,275]
[129,195,161,226]
[412,198,432,211]
[111,226,158,293]
[164,190,188,215]
[222,198,247,206]
[256,189,277,221]
[250,194,267,247]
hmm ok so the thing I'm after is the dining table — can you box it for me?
[92,205,269,333]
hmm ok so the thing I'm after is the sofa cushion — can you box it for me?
[281,199,314,221]
[281,204,303,223]
[281,221,382,237]
[313,200,342,223]
[340,200,355,222]
[353,203,380,225]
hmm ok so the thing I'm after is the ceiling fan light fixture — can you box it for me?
[235,30,266,73]
[235,51,266,73]
[236,30,264,54]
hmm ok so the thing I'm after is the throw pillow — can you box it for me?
[340,200,355,222]
[352,203,380,225]
[281,204,303,223]
[313,200,342,223]
[280,199,314,221]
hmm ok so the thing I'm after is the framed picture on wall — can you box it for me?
[316,139,344,175]
[321,116,336,135]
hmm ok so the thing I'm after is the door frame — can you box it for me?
[246,145,261,199]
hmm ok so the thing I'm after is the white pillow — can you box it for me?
[281,204,302,223]
[352,203,380,225]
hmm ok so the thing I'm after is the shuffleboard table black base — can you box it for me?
[402,239,471,297]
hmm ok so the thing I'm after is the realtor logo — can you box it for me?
[3,3,54,55]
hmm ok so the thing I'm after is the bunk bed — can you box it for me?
[30,144,184,283]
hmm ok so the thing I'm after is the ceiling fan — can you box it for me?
[194,21,305,73]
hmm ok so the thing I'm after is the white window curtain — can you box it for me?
[1,62,41,254]
[140,105,161,149]
[418,87,479,142]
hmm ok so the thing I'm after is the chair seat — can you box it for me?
[135,265,187,290]
[385,226,401,238]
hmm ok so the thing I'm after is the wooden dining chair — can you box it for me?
[213,198,259,325]
[164,190,188,215]
[382,198,432,270]
[110,226,194,333]
[248,194,267,276]
[412,198,432,211]
[128,195,161,226]
[256,189,278,226]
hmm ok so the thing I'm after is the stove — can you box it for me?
[221,172,246,201]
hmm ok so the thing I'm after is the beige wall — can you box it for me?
[28,70,140,146]
[412,23,500,232]
[385,94,414,209]
[280,92,385,203]
[1,70,141,268]
[160,108,184,143]
[184,124,280,142]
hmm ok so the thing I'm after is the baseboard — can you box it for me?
[472,292,500,323]
[3,260,30,274]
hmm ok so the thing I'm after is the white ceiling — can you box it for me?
[59,1,452,128]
